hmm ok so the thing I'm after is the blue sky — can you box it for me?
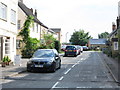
[24,0,119,42]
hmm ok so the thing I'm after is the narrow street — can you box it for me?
[2,51,119,89]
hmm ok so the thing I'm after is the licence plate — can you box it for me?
[69,50,72,52]
[35,65,43,67]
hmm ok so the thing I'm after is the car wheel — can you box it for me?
[58,62,61,69]
[27,67,31,72]
[74,54,77,57]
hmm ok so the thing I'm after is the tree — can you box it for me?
[43,34,56,49]
[54,40,61,52]
[69,29,92,46]
[98,32,109,39]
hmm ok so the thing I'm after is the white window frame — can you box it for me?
[0,2,7,20]
[114,42,118,50]
[11,9,16,24]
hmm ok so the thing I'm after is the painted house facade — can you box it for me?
[0,0,18,62]
[51,28,62,43]
[17,1,55,54]
[108,22,119,57]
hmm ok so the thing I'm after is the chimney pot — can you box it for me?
[112,22,116,31]
[30,8,33,14]
[35,9,37,17]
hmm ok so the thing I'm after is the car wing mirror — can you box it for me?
[55,54,59,59]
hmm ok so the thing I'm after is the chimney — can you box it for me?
[30,8,33,14]
[19,0,23,3]
[116,17,119,29]
[35,9,37,17]
[112,22,116,31]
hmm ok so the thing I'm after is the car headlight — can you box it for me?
[47,61,53,64]
[27,60,33,64]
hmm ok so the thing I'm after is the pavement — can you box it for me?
[1,58,29,79]
[1,53,64,79]
[99,52,120,84]
[1,52,120,84]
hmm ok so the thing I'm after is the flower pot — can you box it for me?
[2,62,6,67]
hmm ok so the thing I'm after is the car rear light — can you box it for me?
[73,50,77,52]
[64,50,67,52]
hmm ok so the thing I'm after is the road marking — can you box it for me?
[52,82,59,88]
[72,64,76,68]
[81,58,83,60]
[59,76,64,81]
[64,68,71,75]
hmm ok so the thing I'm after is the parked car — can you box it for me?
[76,45,81,55]
[27,49,61,72]
[79,46,83,53]
[82,46,89,51]
[61,45,67,51]
[64,45,79,57]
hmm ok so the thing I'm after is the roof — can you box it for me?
[89,39,107,45]
[18,2,48,29]
[109,29,118,37]
[50,28,61,32]
[48,28,56,34]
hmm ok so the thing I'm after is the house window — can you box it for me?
[0,3,7,20]
[33,23,35,32]
[11,9,16,24]
[17,20,21,29]
[114,42,118,50]
[36,24,38,33]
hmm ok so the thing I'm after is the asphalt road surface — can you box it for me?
[2,51,120,89]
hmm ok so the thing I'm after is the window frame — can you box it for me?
[11,9,16,24]
[0,2,7,21]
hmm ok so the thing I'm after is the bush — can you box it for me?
[21,38,40,58]
[102,48,112,57]
[112,52,119,59]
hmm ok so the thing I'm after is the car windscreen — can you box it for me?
[33,50,54,58]
[66,46,76,50]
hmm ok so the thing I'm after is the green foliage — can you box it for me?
[69,29,92,46]
[98,32,109,39]
[2,56,10,62]
[18,15,34,43]
[22,37,40,58]
[54,40,61,52]
[18,15,40,58]
[43,34,56,49]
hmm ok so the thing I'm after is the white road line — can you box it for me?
[72,64,76,68]
[52,82,59,88]
[81,58,83,60]
[59,76,64,81]
[64,68,71,75]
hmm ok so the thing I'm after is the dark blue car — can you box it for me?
[64,45,79,57]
